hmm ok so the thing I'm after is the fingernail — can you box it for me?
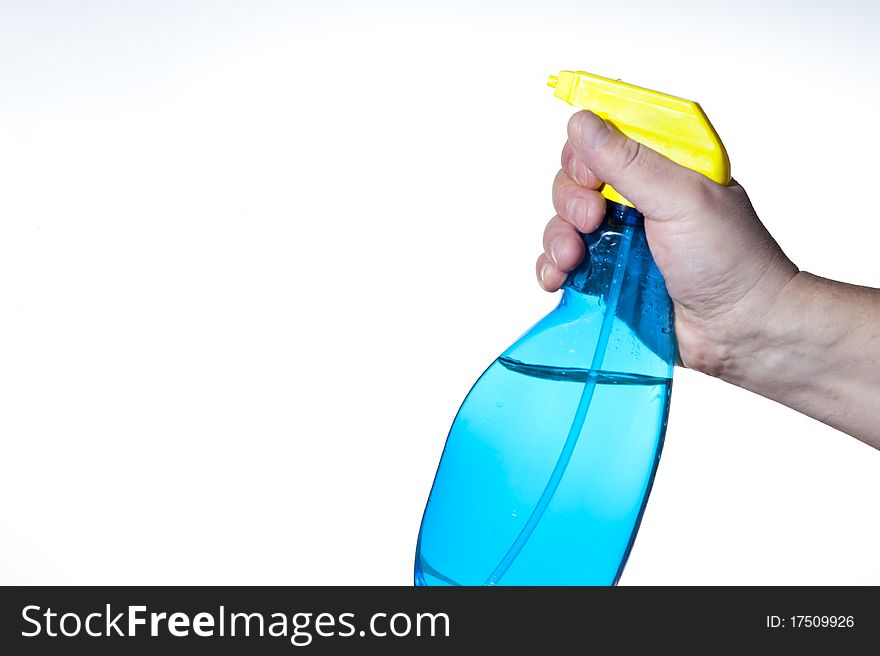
[566,158,586,186]
[566,197,586,227]
[574,111,612,150]
[540,262,551,287]
[547,240,561,268]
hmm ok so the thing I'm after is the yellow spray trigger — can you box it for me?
[548,70,730,208]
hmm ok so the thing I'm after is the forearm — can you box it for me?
[720,271,880,448]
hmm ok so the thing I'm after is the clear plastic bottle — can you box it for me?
[415,202,675,585]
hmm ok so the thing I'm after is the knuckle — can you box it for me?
[687,173,730,215]
[617,139,643,172]
[726,181,753,208]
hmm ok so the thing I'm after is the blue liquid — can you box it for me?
[416,204,676,585]
[415,357,671,586]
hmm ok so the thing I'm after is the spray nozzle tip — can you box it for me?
[547,74,558,88]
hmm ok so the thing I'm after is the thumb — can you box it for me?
[567,110,713,218]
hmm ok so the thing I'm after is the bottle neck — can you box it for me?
[604,199,644,227]
[562,200,644,296]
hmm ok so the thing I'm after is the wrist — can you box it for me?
[678,266,807,385]
[711,270,819,393]
[675,254,879,445]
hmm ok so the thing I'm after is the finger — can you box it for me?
[567,110,717,218]
[542,215,586,272]
[552,169,606,233]
[536,253,568,292]
[561,141,602,189]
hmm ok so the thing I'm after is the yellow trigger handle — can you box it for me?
[548,70,731,208]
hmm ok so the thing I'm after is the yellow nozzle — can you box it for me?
[548,70,730,208]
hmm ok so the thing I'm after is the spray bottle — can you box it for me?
[415,70,730,585]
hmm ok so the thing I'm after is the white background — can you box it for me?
[2,0,879,585]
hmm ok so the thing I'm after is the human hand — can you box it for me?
[537,110,799,377]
